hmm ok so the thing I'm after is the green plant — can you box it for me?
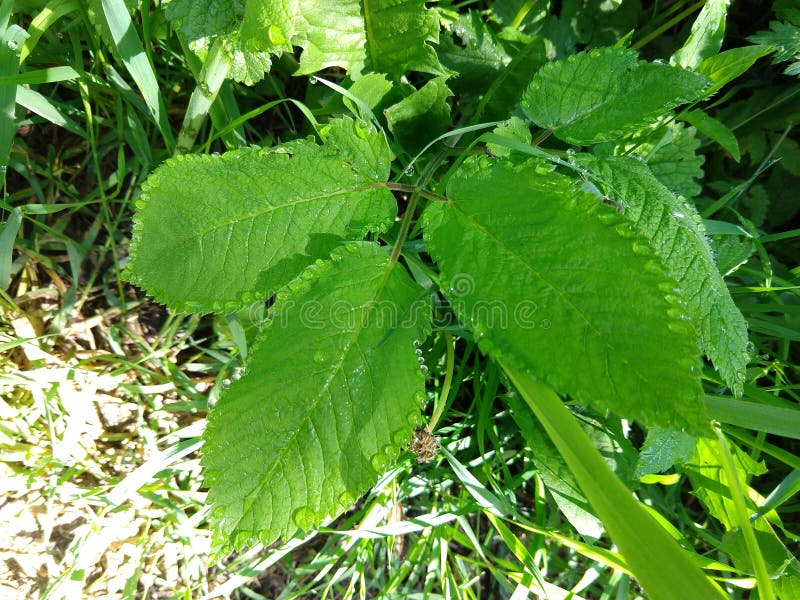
[5,0,800,597]
[119,2,794,597]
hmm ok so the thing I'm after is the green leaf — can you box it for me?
[684,437,766,530]
[634,426,697,478]
[680,109,741,162]
[710,235,755,276]
[422,156,707,432]
[749,20,800,76]
[294,0,444,79]
[475,36,547,122]
[671,0,729,69]
[438,11,510,103]
[600,121,705,198]
[579,155,749,395]
[166,0,277,85]
[696,45,775,94]
[385,77,453,154]
[202,242,430,551]
[507,393,603,539]
[521,47,710,144]
[126,118,395,312]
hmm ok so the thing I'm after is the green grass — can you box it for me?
[0,1,798,598]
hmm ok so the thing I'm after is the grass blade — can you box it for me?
[99,0,174,149]
[0,205,21,287]
[502,363,726,600]
[704,395,800,439]
[0,0,26,175]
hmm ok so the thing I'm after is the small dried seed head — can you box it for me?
[408,428,439,463]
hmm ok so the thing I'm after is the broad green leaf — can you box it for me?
[697,45,775,94]
[598,121,705,198]
[475,36,547,122]
[385,77,453,153]
[710,235,755,276]
[165,0,277,84]
[165,0,242,40]
[438,11,510,103]
[680,109,740,162]
[521,47,711,145]
[579,155,749,395]
[422,156,707,432]
[203,242,430,550]
[240,0,298,54]
[684,437,766,530]
[504,368,726,600]
[671,0,729,69]
[294,0,444,79]
[634,426,697,478]
[126,118,395,312]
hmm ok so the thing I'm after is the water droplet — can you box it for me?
[670,211,686,219]
[614,224,636,239]
[566,148,576,156]
[292,507,316,530]
[344,242,360,253]
[7,40,18,51]
[403,165,415,177]
[338,491,356,508]
[667,308,684,320]
[392,429,408,446]
[407,411,421,426]
[643,261,662,275]
[420,365,429,375]
[415,348,423,357]
[313,350,327,365]
[414,391,427,404]
[632,241,650,255]
[746,341,755,355]
[370,452,388,471]
[309,76,318,85]
[597,212,619,225]
[413,339,422,348]
[300,269,315,280]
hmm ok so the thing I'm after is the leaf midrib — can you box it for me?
[242,253,399,533]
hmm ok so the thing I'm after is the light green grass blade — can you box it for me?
[704,395,800,439]
[19,0,80,64]
[0,65,78,84]
[502,364,727,600]
[15,87,87,138]
[671,0,729,69]
[99,0,174,149]
[0,0,27,173]
[0,205,21,288]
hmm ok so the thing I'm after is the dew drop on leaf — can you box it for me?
[338,491,356,508]
[370,452,388,471]
[292,507,316,531]
[313,350,328,365]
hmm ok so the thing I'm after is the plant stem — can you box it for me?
[427,331,454,432]
[175,39,232,155]
[632,0,705,50]
[714,428,776,600]
[510,0,537,30]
